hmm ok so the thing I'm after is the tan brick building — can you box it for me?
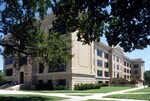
[3,14,145,90]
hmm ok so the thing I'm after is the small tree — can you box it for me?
[0,70,6,85]
[130,76,138,86]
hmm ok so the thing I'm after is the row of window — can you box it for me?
[97,70,109,77]
[39,63,67,73]
[97,49,108,59]
[124,68,131,73]
[5,56,27,65]
[97,60,108,68]
[124,62,131,68]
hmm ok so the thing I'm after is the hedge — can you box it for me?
[74,83,101,90]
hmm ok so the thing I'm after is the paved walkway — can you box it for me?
[0,86,148,101]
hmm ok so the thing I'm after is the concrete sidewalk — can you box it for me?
[0,86,148,101]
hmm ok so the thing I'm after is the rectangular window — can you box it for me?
[19,57,27,65]
[124,75,126,79]
[127,69,129,73]
[39,63,45,73]
[5,56,13,65]
[49,63,67,72]
[134,70,139,74]
[38,80,43,84]
[5,68,13,76]
[117,57,119,62]
[104,62,109,68]
[127,63,129,67]
[105,71,109,77]
[124,62,126,66]
[104,52,108,59]
[133,64,139,68]
[97,49,102,57]
[117,65,119,70]
[124,68,126,72]
[97,60,102,67]
[58,79,66,86]
[97,70,102,76]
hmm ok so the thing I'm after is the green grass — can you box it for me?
[105,94,150,100]
[128,87,150,93]
[28,86,134,93]
[0,94,65,101]
[66,93,92,96]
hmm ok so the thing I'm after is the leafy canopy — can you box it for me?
[0,0,149,69]
[52,0,150,52]
[0,0,71,69]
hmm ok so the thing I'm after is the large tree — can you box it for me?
[0,0,71,70]
[0,0,149,69]
[52,0,150,52]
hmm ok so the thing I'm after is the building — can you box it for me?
[3,14,145,90]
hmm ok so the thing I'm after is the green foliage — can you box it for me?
[74,83,101,90]
[144,70,150,85]
[110,78,130,86]
[0,70,6,85]
[0,0,71,70]
[52,0,150,52]
[99,83,109,87]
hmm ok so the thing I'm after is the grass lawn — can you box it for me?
[128,87,150,92]
[66,93,92,96]
[104,94,150,100]
[28,86,134,93]
[0,94,65,101]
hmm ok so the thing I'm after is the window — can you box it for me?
[134,70,139,74]
[104,62,109,68]
[104,52,108,59]
[5,56,13,65]
[127,63,129,67]
[117,65,119,70]
[97,70,102,76]
[127,75,129,79]
[38,80,43,84]
[127,69,129,73]
[97,49,102,57]
[5,69,13,76]
[124,62,126,66]
[97,60,102,67]
[124,75,126,79]
[116,56,119,62]
[58,79,66,86]
[124,68,126,72]
[105,71,109,77]
[130,64,132,68]
[133,64,139,68]
[49,63,67,72]
[39,63,45,73]
[19,57,27,65]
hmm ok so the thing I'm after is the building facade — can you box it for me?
[3,14,145,90]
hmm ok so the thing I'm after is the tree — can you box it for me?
[0,70,6,85]
[52,0,150,52]
[0,0,71,70]
[144,70,150,85]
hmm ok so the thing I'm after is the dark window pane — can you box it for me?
[97,70,102,76]
[97,49,102,57]
[97,60,102,67]
[5,56,13,65]
[5,69,13,76]
[19,57,27,65]
[39,63,45,73]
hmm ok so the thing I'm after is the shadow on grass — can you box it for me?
[0,96,54,101]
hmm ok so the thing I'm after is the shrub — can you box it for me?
[110,78,130,86]
[74,83,101,90]
[99,83,109,87]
